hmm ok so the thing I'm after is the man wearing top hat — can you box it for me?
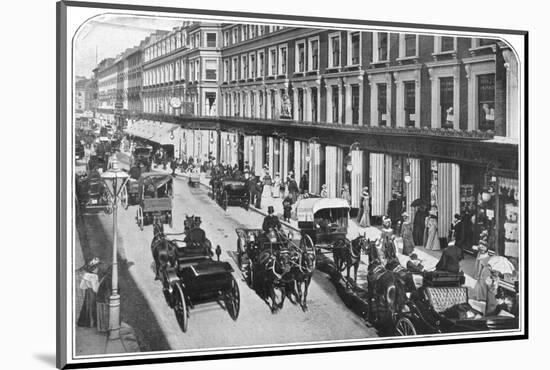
[262,205,281,233]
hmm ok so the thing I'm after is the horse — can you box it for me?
[333,234,369,289]
[251,249,289,314]
[183,215,195,234]
[365,239,406,327]
[150,220,177,280]
[289,242,316,312]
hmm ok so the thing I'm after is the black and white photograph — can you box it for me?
[55,1,527,368]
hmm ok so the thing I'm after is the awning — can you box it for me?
[149,123,179,145]
[125,120,179,145]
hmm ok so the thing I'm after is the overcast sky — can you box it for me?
[74,14,185,77]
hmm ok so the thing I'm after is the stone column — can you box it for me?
[503,49,519,139]
[394,75,404,128]
[326,85,333,123]
[405,158,421,217]
[325,146,344,199]
[294,140,302,182]
[338,82,343,124]
[308,142,321,195]
[267,136,274,177]
[358,79,364,126]
[437,162,460,239]
[369,153,385,216]
[350,150,364,208]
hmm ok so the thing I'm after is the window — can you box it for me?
[258,51,265,77]
[195,33,200,49]
[440,77,454,128]
[258,26,265,36]
[279,46,287,75]
[349,32,360,65]
[329,34,340,67]
[269,48,277,76]
[206,33,217,47]
[232,57,238,80]
[404,34,416,57]
[205,60,217,80]
[195,60,200,81]
[251,25,257,38]
[478,73,495,131]
[309,38,319,70]
[241,55,248,80]
[223,59,229,81]
[223,31,229,46]
[377,32,389,61]
[378,83,387,126]
[352,85,360,124]
[270,90,276,118]
[441,36,455,52]
[249,54,256,79]
[241,25,247,41]
[479,38,496,47]
[296,42,306,72]
[332,86,339,123]
[232,28,238,44]
[205,92,216,116]
[298,89,304,121]
[311,87,318,122]
[404,81,416,127]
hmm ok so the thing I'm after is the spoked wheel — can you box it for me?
[395,316,417,336]
[300,234,317,271]
[225,276,240,321]
[173,282,189,333]
[136,206,144,231]
[120,185,129,210]
[222,191,228,211]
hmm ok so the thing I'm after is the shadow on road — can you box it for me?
[76,214,171,352]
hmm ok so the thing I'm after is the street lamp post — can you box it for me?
[101,159,129,340]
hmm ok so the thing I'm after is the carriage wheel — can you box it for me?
[120,185,129,210]
[395,316,417,336]
[136,206,144,231]
[236,239,243,269]
[222,191,228,211]
[300,234,316,270]
[225,276,240,321]
[173,282,189,333]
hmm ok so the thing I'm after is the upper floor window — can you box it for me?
[232,28,238,44]
[404,81,416,127]
[258,26,265,36]
[175,34,180,49]
[241,55,248,80]
[478,73,495,131]
[348,32,360,65]
[440,77,454,128]
[378,83,387,126]
[223,31,229,46]
[435,36,457,53]
[279,45,287,75]
[329,33,340,67]
[258,51,265,77]
[296,41,306,72]
[232,57,238,80]
[223,59,229,81]
[269,48,277,76]
[471,38,497,49]
[309,38,319,70]
[241,25,247,41]
[251,25,257,38]
[194,60,200,81]
[205,60,217,80]
[206,33,217,48]
[398,34,418,58]
[374,32,389,62]
[195,33,200,49]
[249,53,256,79]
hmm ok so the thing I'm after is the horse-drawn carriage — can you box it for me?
[187,168,201,187]
[215,177,249,211]
[393,271,518,336]
[151,219,240,332]
[132,145,152,172]
[75,170,114,212]
[235,227,315,313]
[135,173,173,230]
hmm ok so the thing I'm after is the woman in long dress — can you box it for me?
[425,213,441,251]
[413,205,427,246]
[400,213,415,255]
[359,188,371,227]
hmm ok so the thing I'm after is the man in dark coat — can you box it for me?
[299,171,309,194]
[262,206,281,233]
[435,243,464,273]
[255,177,264,209]
[413,204,428,246]
[246,174,256,206]
[387,193,403,232]
[287,175,299,204]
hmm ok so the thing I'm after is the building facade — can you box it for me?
[96,58,116,123]
[108,22,520,258]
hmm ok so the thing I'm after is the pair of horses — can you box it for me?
[333,234,415,326]
[250,230,316,314]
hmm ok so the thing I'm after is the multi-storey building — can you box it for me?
[118,22,520,258]
[95,58,116,123]
[75,77,94,112]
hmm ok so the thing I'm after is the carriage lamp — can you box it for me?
[247,232,255,242]
[170,131,175,140]
[100,159,129,341]
[404,173,412,184]
[481,187,492,202]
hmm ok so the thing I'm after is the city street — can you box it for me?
[75,162,378,353]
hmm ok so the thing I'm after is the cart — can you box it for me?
[135,173,173,230]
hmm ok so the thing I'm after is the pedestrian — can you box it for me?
[387,193,403,233]
[320,184,328,198]
[359,186,371,227]
[77,257,101,328]
[340,183,351,205]
[435,238,464,273]
[283,195,293,222]
[425,210,441,251]
[279,175,287,198]
[413,204,428,246]
[246,174,257,206]
[400,212,415,256]
[288,174,299,204]
[300,171,309,195]
[263,168,272,197]
[255,177,264,209]
[273,173,281,198]
[170,158,177,176]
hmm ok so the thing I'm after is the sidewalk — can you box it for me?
[74,222,141,355]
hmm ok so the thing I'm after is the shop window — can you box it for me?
[478,73,495,131]
[404,81,416,127]
[440,77,454,128]
[206,33,217,47]
[378,83,387,126]
[352,85,359,125]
